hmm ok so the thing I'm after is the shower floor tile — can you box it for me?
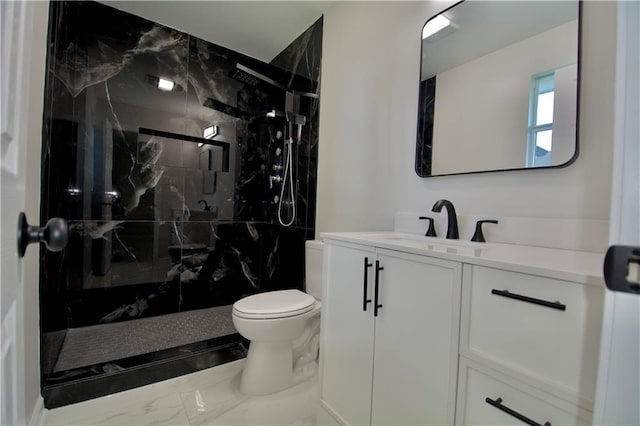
[54,305,237,372]
[44,360,340,426]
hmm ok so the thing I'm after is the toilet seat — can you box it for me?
[233,289,315,319]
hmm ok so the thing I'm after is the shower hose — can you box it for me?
[278,135,296,227]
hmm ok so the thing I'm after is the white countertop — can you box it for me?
[320,232,605,286]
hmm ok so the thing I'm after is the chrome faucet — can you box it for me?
[432,199,459,239]
[269,175,282,189]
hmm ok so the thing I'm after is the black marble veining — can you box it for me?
[40,0,322,406]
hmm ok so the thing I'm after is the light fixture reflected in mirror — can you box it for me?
[422,14,452,40]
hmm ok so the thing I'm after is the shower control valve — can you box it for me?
[269,175,283,189]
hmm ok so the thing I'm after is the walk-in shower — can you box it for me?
[39,1,322,407]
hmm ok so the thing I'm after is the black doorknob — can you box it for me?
[17,212,68,258]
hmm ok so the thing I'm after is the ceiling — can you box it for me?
[422,1,579,79]
[98,1,334,62]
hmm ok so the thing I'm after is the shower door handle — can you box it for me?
[17,212,68,258]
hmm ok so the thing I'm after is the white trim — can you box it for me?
[28,397,46,426]
[593,1,640,424]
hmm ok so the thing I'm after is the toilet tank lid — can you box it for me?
[305,240,324,250]
[233,290,315,316]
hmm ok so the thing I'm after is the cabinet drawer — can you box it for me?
[457,360,591,425]
[461,265,603,402]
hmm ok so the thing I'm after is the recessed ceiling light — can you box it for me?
[422,14,451,40]
[157,78,175,91]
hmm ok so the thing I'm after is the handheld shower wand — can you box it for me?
[278,121,296,227]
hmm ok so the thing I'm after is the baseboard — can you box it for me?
[29,396,46,426]
[319,399,347,425]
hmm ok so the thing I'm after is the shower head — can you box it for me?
[228,67,261,87]
[229,63,318,99]
[229,63,286,90]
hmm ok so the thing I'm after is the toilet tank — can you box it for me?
[305,240,324,300]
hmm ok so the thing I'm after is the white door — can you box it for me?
[321,243,376,425]
[1,1,49,424]
[371,252,461,426]
[594,1,640,424]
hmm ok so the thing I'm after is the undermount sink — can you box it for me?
[362,233,488,257]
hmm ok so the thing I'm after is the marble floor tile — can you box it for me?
[179,369,248,424]
[45,393,190,426]
[44,359,340,426]
[193,375,324,426]
[162,358,245,395]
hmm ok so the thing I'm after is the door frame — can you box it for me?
[593,1,640,424]
[1,1,49,425]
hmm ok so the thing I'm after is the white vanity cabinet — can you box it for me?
[320,240,462,426]
[319,233,604,426]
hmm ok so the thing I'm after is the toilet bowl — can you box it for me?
[231,240,324,395]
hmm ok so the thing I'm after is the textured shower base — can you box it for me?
[53,305,237,372]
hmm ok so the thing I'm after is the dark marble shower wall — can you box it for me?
[40,0,322,376]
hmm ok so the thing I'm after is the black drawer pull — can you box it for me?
[485,397,551,426]
[491,289,566,311]
[363,257,373,311]
[374,260,384,317]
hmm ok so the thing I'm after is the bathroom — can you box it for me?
[1,0,638,425]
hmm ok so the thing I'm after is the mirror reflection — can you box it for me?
[416,0,580,177]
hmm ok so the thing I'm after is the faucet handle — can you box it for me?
[418,216,437,237]
[471,220,498,243]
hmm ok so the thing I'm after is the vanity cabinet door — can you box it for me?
[321,242,376,425]
[371,250,462,426]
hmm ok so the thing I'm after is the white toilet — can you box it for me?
[232,240,323,395]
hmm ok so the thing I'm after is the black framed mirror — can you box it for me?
[415,0,581,177]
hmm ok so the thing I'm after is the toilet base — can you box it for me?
[240,341,293,395]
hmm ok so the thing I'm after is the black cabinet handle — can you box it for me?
[491,289,566,311]
[374,260,384,317]
[485,397,551,426]
[363,257,373,311]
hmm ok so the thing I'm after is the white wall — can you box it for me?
[432,21,578,175]
[594,1,640,423]
[316,1,616,237]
